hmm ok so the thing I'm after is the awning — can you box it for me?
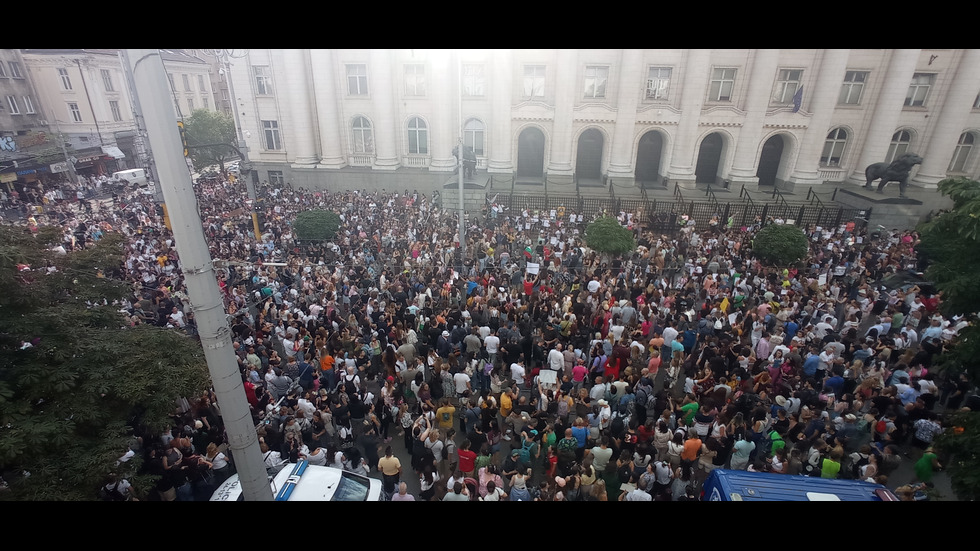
[101,145,126,159]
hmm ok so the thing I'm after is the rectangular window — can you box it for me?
[709,68,736,101]
[182,74,191,91]
[23,95,34,114]
[838,70,868,105]
[975,92,980,109]
[68,102,82,122]
[0,61,6,78]
[221,89,229,100]
[584,65,608,99]
[187,98,194,113]
[262,120,281,150]
[346,64,368,95]
[462,64,485,96]
[198,74,206,92]
[905,73,935,107]
[59,68,72,90]
[523,65,545,98]
[773,69,803,104]
[646,67,672,100]
[101,69,114,92]
[202,96,209,110]
[109,100,121,122]
[9,61,22,78]
[6,96,19,115]
[404,63,426,96]
[269,170,284,185]
[254,65,273,95]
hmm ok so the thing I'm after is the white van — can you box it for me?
[210,460,383,502]
[111,168,148,188]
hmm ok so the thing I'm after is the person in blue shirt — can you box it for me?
[784,318,800,344]
[802,346,821,378]
[570,419,590,462]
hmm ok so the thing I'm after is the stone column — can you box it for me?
[310,49,346,169]
[912,49,980,188]
[668,49,711,184]
[547,49,577,176]
[370,49,399,170]
[277,49,317,166]
[606,49,644,185]
[487,49,513,173]
[428,52,456,172]
[727,49,780,187]
[847,49,921,185]
[789,49,850,186]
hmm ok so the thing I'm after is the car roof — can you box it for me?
[210,460,381,501]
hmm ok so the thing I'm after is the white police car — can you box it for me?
[210,460,383,501]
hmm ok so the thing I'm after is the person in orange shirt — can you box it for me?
[319,351,336,390]
[680,428,702,471]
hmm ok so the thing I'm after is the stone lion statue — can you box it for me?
[864,153,923,197]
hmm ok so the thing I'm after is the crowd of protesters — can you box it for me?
[12,167,976,502]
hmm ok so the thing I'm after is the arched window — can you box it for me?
[352,116,373,154]
[463,118,485,157]
[886,130,912,163]
[948,132,975,173]
[407,117,428,155]
[820,128,847,167]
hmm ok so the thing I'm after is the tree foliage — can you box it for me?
[0,225,210,500]
[585,216,637,256]
[293,210,341,243]
[183,108,237,172]
[751,223,809,267]
[935,410,980,501]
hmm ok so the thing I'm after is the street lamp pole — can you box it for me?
[200,49,261,239]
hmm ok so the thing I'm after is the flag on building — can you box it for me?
[792,85,803,113]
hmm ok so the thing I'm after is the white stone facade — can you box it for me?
[225,49,980,188]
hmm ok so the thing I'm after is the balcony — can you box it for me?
[402,155,430,168]
[349,154,374,167]
[818,167,845,182]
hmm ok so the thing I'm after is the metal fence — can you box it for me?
[486,192,870,232]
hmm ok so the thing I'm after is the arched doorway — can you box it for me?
[635,130,664,186]
[695,132,723,184]
[575,128,603,182]
[517,127,545,178]
[756,135,784,187]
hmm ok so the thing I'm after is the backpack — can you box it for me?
[556,396,570,419]
[100,481,127,502]
[517,438,534,464]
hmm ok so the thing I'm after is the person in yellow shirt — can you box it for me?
[500,387,514,419]
[436,398,456,430]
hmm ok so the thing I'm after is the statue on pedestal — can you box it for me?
[864,153,923,197]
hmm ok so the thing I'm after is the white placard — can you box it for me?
[538,369,557,390]
[818,274,827,286]
[526,262,540,275]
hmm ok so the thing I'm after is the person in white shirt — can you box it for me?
[548,343,565,372]
[510,360,526,387]
[484,331,500,365]
[454,370,472,396]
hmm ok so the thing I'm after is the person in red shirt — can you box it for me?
[457,439,477,478]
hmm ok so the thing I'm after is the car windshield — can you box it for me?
[331,472,370,501]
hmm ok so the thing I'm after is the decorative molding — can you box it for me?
[513,116,554,122]
[636,119,680,126]
[573,102,616,113]
[636,104,682,115]
[573,117,617,124]
[763,123,810,129]
[514,100,554,110]
[701,105,747,116]
[698,121,743,127]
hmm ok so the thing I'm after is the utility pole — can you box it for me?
[125,49,272,501]
[457,52,466,267]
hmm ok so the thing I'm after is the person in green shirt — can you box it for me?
[914,448,942,483]
[679,396,699,427]
[821,449,843,479]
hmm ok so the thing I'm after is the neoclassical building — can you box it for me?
[227,49,980,191]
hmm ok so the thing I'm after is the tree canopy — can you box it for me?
[183,108,237,172]
[751,223,809,267]
[585,216,636,256]
[0,225,210,500]
[293,210,341,243]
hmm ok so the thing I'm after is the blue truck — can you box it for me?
[701,469,898,501]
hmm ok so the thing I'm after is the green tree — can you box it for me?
[751,223,809,267]
[585,216,637,256]
[0,225,210,500]
[183,108,237,172]
[916,178,980,501]
[293,210,341,243]
[935,411,980,500]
